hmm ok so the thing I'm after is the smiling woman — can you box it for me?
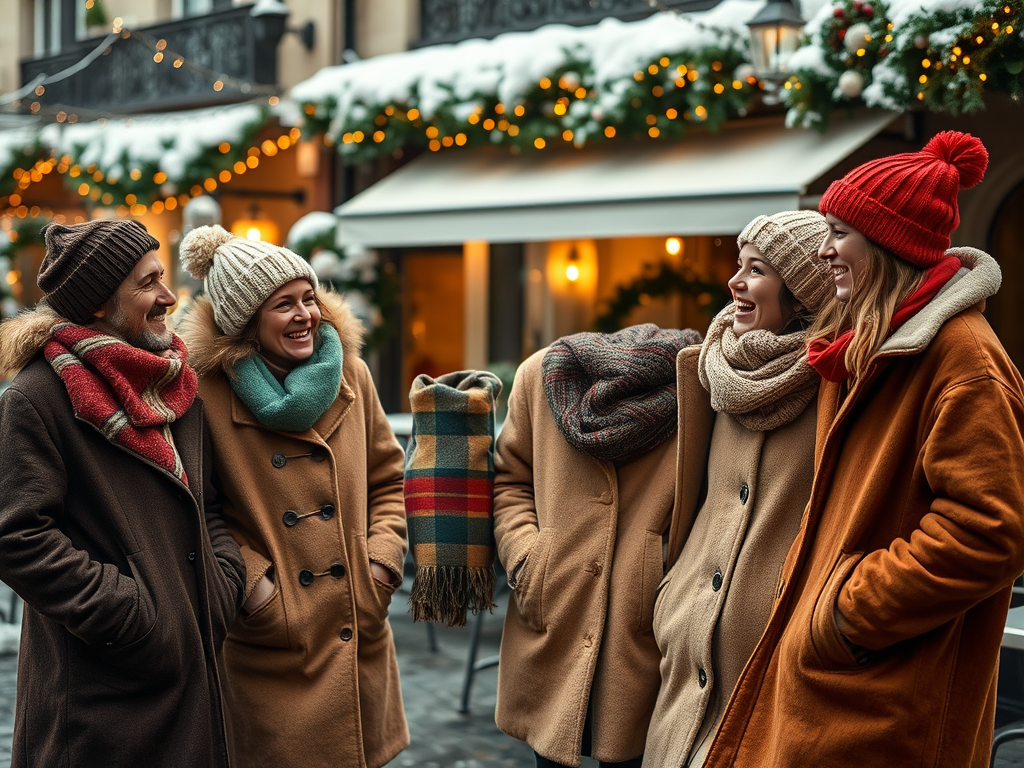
[176,225,409,768]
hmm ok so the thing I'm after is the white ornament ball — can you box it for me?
[734,64,756,82]
[914,34,929,49]
[160,182,177,198]
[590,106,604,122]
[844,22,872,54]
[561,71,581,90]
[838,69,865,98]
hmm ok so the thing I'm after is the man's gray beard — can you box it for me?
[108,296,173,353]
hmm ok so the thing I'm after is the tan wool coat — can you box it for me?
[644,346,817,768]
[493,349,679,767]
[704,249,1024,768]
[180,293,409,768]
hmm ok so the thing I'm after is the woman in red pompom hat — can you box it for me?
[701,131,1024,768]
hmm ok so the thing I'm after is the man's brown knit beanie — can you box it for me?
[37,219,160,323]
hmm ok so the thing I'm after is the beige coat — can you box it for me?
[180,294,409,768]
[493,349,679,766]
[644,346,817,768]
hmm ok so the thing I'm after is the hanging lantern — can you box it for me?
[231,206,280,244]
[746,0,806,80]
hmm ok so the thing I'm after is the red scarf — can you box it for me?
[808,256,962,382]
[44,323,198,484]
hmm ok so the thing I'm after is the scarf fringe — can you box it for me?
[408,565,497,628]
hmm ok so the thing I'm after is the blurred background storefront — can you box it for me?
[1,0,1022,413]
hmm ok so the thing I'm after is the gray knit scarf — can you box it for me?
[697,302,819,432]
[542,323,703,466]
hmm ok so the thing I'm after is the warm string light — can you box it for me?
[1,128,302,217]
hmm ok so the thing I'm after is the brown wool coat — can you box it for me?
[493,349,679,766]
[644,346,817,768]
[180,293,409,768]
[0,307,246,768]
[704,249,1024,768]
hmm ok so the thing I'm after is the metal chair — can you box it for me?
[458,561,508,714]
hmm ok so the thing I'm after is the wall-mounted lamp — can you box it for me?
[251,1,316,51]
[746,0,805,81]
[565,247,580,282]
[665,237,683,257]
[231,205,279,244]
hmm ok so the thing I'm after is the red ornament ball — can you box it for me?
[862,3,874,15]
[834,7,845,17]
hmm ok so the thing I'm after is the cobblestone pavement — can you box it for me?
[1,578,1022,767]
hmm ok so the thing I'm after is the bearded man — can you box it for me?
[0,219,245,768]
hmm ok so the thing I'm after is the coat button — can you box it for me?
[340,627,353,641]
[272,453,287,469]
[320,504,335,521]
[299,569,315,587]
[329,563,346,579]
[739,483,749,504]
[310,446,328,462]
[712,571,723,591]
[187,551,196,563]
[698,668,708,688]
[282,510,299,527]
[592,562,602,577]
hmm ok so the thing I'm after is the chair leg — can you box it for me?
[458,608,486,714]
[991,727,1024,768]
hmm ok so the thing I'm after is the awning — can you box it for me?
[336,110,897,247]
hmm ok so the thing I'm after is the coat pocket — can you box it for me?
[514,527,553,632]
[231,579,291,650]
[639,531,665,634]
[809,551,866,670]
[652,569,674,640]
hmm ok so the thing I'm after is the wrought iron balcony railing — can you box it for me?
[417,0,719,46]
[20,4,282,115]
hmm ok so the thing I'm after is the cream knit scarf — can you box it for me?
[698,303,819,432]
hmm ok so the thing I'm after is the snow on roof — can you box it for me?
[291,1,765,123]
[39,101,267,181]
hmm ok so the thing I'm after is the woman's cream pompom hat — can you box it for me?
[180,224,318,336]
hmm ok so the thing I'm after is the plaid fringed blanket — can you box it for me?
[405,370,502,627]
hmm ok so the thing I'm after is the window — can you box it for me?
[33,0,62,56]
[171,0,232,17]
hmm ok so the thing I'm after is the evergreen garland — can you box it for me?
[593,260,728,333]
[301,45,759,164]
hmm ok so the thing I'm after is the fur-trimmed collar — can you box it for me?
[879,247,1001,358]
[176,289,365,378]
[0,304,62,378]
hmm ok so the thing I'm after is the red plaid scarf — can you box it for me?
[44,322,198,484]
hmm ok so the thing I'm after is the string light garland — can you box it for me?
[299,41,760,164]
[0,124,303,217]
[785,0,1023,128]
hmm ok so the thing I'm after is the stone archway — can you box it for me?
[987,180,1024,372]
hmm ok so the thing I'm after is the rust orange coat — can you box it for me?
[704,249,1024,768]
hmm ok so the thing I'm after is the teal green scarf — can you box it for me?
[230,324,343,432]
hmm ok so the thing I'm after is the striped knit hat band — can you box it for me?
[819,131,988,268]
[37,219,160,323]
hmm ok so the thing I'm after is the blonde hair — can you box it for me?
[807,241,923,380]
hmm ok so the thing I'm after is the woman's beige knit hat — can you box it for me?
[737,210,833,313]
[180,224,318,336]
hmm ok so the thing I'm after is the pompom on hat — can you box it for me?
[180,224,318,337]
[737,210,833,313]
[819,131,988,268]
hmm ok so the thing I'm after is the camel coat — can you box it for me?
[704,249,1024,768]
[493,348,680,766]
[644,346,817,768]
[180,294,409,768]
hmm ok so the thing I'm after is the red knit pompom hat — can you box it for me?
[819,131,988,267]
